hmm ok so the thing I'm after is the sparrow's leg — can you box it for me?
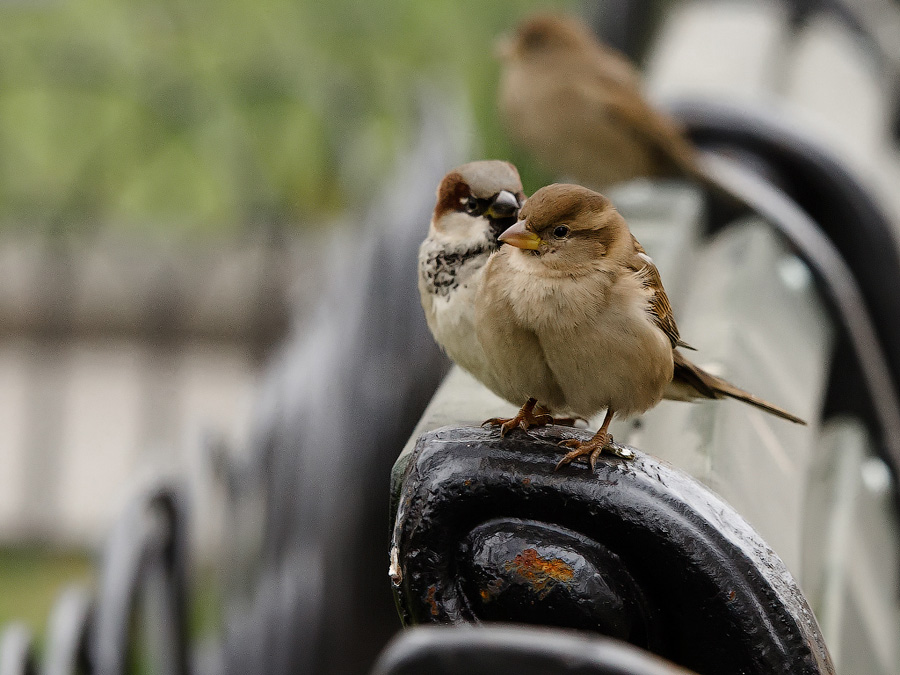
[556,409,615,470]
[535,404,586,427]
[483,397,554,436]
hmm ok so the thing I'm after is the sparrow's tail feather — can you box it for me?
[708,377,807,425]
[671,351,807,425]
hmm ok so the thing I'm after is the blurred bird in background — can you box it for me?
[497,13,702,190]
[475,183,806,468]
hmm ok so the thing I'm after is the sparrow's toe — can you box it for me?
[483,398,555,436]
[555,445,589,470]
[500,420,518,436]
[555,432,615,471]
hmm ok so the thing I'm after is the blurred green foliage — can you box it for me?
[0,546,221,659]
[0,0,572,237]
[0,548,92,638]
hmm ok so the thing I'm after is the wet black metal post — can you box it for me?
[92,483,189,675]
[390,426,835,675]
[372,624,701,675]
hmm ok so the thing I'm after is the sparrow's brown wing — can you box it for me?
[599,83,701,179]
[589,43,644,90]
[627,237,692,350]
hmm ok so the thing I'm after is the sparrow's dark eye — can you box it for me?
[465,197,480,214]
[553,225,570,238]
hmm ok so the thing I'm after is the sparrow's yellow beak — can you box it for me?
[499,220,542,250]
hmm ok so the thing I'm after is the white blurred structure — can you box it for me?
[642,4,900,671]
[0,232,314,551]
[645,0,900,232]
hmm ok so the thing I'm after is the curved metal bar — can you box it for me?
[371,625,700,675]
[43,586,92,675]
[693,149,900,483]
[674,100,900,400]
[91,482,188,675]
[220,89,472,675]
[0,624,36,675]
[782,0,900,116]
[390,426,835,675]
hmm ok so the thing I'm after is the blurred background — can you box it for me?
[3,0,900,672]
[0,0,572,643]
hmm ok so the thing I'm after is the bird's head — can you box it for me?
[497,13,597,64]
[431,160,526,248]
[498,183,630,275]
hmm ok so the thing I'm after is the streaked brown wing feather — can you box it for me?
[628,236,690,350]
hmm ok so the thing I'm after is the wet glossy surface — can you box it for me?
[461,519,652,643]
[390,425,834,675]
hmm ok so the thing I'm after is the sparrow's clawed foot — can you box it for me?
[483,397,553,436]
[556,432,614,470]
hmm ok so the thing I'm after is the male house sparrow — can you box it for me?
[475,183,805,469]
[497,14,701,189]
[418,161,526,391]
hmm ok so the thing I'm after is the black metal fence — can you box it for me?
[3,2,900,674]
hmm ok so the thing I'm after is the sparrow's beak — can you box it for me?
[499,220,542,250]
[484,190,519,220]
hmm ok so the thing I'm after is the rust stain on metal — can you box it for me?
[425,585,439,616]
[504,547,574,598]
[478,579,506,603]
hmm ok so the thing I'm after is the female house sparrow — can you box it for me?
[497,14,701,189]
[475,183,805,469]
[418,161,526,391]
